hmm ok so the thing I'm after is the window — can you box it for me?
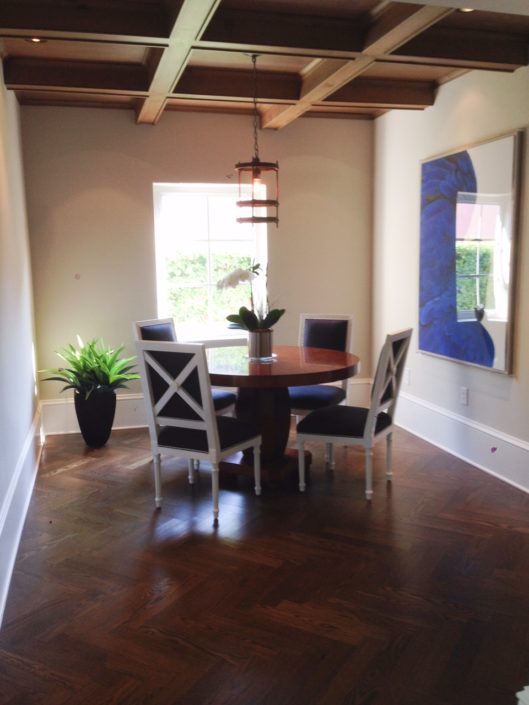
[455,193,510,321]
[153,183,267,339]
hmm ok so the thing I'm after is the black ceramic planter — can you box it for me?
[74,390,117,448]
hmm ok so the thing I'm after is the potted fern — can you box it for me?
[41,337,140,448]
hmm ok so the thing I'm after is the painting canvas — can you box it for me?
[419,132,522,373]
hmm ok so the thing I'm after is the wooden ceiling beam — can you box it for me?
[172,66,435,110]
[2,2,528,126]
[261,4,453,129]
[363,2,452,53]
[3,57,148,92]
[0,1,171,41]
[135,0,221,124]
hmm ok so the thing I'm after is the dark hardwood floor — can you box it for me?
[2,427,529,705]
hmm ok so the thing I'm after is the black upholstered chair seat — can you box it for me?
[158,415,259,453]
[298,405,392,438]
[288,384,345,410]
[296,328,412,500]
[212,389,237,412]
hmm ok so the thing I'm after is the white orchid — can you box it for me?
[216,262,285,331]
[216,267,257,290]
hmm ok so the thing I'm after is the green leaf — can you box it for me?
[226,314,245,329]
[238,306,259,331]
[260,308,286,329]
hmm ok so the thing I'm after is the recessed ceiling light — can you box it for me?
[26,37,46,43]
[459,7,475,11]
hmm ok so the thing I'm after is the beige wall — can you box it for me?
[0,69,38,623]
[21,107,374,400]
[374,67,529,442]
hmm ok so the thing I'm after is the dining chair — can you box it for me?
[288,313,354,415]
[134,318,237,414]
[296,328,412,500]
[136,340,262,521]
[288,313,353,467]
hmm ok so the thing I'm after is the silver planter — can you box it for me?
[248,329,273,360]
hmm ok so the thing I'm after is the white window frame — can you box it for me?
[152,182,268,342]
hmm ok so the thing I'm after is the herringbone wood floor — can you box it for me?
[2,427,529,705]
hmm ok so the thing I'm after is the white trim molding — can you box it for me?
[397,392,529,495]
[42,387,529,495]
[0,407,43,628]
[347,377,372,406]
[41,392,147,436]
[41,381,374,437]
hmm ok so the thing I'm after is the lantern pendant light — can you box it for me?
[235,54,279,226]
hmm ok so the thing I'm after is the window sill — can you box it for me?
[180,327,248,348]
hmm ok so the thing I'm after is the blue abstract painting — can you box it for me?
[419,150,495,367]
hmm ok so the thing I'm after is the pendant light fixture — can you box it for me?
[235,54,279,227]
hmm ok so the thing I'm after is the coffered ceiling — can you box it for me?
[0,0,528,128]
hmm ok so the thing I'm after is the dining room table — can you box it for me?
[207,344,360,480]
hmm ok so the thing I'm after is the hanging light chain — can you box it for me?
[252,53,259,161]
[234,52,279,226]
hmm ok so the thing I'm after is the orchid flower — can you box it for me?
[216,267,257,290]
[216,262,285,331]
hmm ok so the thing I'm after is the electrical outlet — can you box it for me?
[459,386,469,405]
[404,367,411,385]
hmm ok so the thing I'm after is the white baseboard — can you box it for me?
[347,378,372,406]
[42,387,529,496]
[397,392,529,495]
[41,392,147,436]
[41,382,374,437]
[0,407,43,628]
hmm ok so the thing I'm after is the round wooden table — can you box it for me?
[207,345,359,469]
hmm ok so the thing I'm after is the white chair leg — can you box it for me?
[188,459,195,484]
[298,438,306,492]
[211,462,220,520]
[386,433,393,479]
[325,442,335,470]
[153,453,162,508]
[365,448,373,500]
[253,443,262,496]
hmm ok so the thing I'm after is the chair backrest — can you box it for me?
[134,318,176,342]
[365,328,412,440]
[135,340,220,457]
[299,313,353,353]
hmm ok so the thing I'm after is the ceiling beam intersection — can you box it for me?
[261,4,454,129]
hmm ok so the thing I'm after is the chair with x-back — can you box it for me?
[136,340,261,521]
[296,328,412,500]
[134,318,237,414]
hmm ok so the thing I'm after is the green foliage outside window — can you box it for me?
[165,252,254,326]
[456,241,495,312]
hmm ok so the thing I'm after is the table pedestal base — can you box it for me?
[235,387,291,463]
[219,447,312,486]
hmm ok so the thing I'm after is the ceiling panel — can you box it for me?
[0,37,150,63]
